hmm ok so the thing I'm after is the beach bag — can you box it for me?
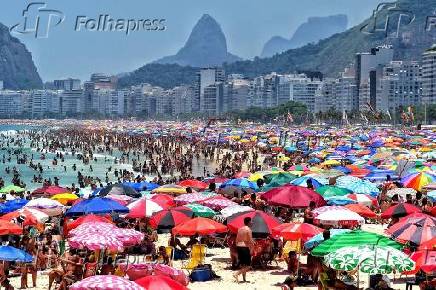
[190,266,213,282]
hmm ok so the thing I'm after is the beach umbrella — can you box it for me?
[152,184,189,195]
[135,275,188,290]
[185,203,216,218]
[364,170,398,182]
[203,176,228,184]
[32,185,70,196]
[123,181,159,191]
[106,194,132,206]
[304,229,350,250]
[401,172,436,191]
[174,192,215,205]
[263,172,297,185]
[335,176,361,188]
[313,206,365,226]
[387,217,436,246]
[98,184,141,198]
[150,207,193,230]
[172,217,227,236]
[65,197,129,216]
[261,185,326,208]
[316,185,351,198]
[386,187,417,199]
[0,185,25,194]
[25,198,64,216]
[0,246,33,262]
[0,220,23,235]
[148,194,175,207]
[345,204,377,218]
[311,230,401,257]
[272,222,323,241]
[0,199,28,214]
[322,159,341,166]
[200,195,237,210]
[51,193,79,205]
[69,222,117,236]
[427,190,436,202]
[70,275,143,290]
[325,196,356,206]
[0,208,49,226]
[290,176,327,188]
[66,214,112,233]
[288,165,310,172]
[405,250,436,274]
[234,171,251,178]
[177,179,208,190]
[345,193,377,207]
[325,245,415,274]
[345,180,379,195]
[220,178,259,191]
[220,205,254,218]
[126,198,164,219]
[227,210,281,237]
[419,237,436,250]
[381,203,422,219]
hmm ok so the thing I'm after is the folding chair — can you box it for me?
[182,244,206,271]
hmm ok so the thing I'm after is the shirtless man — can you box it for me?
[233,217,254,283]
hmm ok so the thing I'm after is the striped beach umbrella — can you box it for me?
[316,185,351,198]
[381,203,422,219]
[70,275,143,290]
[312,230,401,257]
[401,172,436,191]
[185,203,216,217]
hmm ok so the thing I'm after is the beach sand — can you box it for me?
[8,223,410,290]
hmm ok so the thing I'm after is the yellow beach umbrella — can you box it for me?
[51,193,79,205]
[321,159,340,166]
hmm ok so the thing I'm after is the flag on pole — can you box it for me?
[287,111,293,123]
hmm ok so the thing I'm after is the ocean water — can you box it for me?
[0,125,217,191]
[0,125,133,190]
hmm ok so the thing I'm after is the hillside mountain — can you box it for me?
[261,14,348,57]
[0,23,42,89]
[119,0,435,88]
[155,14,241,67]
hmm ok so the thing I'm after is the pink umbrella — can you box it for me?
[69,233,124,251]
[115,228,144,246]
[174,193,213,205]
[69,222,117,236]
[70,275,144,290]
[200,195,237,210]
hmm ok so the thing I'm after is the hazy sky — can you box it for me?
[1,0,384,81]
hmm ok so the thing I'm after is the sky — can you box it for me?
[1,0,384,82]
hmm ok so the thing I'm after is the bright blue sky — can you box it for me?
[1,0,383,81]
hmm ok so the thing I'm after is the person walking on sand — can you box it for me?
[233,217,254,283]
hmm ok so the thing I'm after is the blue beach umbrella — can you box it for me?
[65,197,129,216]
[304,229,351,250]
[220,178,259,191]
[0,246,33,262]
[325,196,357,206]
[0,199,28,214]
[290,176,326,189]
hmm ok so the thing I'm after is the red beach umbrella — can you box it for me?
[150,207,193,230]
[381,203,422,219]
[32,185,70,196]
[345,204,377,218]
[135,275,188,290]
[177,180,208,190]
[227,210,281,237]
[172,217,227,236]
[261,184,326,208]
[272,222,324,241]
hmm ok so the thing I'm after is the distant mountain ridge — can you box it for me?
[261,14,348,57]
[0,22,42,89]
[155,14,241,67]
[119,0,435,88]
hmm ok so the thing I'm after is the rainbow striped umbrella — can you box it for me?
[401,172,436,191]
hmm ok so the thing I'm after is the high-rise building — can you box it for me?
[54,78,81,91]
[0,81,3,90]
[202,82,226,116]
[356,45,394,110]
[196,68,225,113]
[60,90,84,116]
[228,79,250,111]
[90,73,118,90]
[172,85,194,116]
[422,45,436,104]
[377,61,422,112]
[0,91,23,117]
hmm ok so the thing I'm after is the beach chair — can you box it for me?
[282,240,302,257]
[182,244,206,271]
[165,246,175,261]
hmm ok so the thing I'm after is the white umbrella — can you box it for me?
[314,207,365,226]
[220,205,254,218]
[25,198,65,216]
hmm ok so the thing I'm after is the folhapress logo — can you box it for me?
[10,2,65,39]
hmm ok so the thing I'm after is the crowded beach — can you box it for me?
[0,119,433,290]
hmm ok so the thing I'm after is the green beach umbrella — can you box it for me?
[312,230,401,257]
[186,203,216,218]
[316,185,351,198]
[264,172,297,185]
[0,185,25,194]
[325,245,415,274]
